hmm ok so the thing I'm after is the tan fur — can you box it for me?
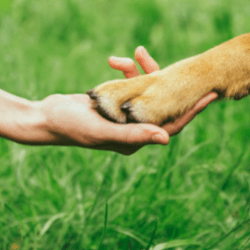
[87,33,250,125]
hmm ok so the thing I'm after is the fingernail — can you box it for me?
[151,133,165,144]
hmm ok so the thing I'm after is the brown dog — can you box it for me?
[87,33,250,126]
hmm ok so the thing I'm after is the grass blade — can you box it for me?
[39,213,65,237]
[98,202,108,250]
[205,218,250,250]
[4,203,27,235]
[149,239,201,250]
[145,219,158,250]
[114,226,148,247]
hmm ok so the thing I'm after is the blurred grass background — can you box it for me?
[0,0,250,249]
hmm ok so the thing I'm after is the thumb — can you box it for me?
[112,123,170,145]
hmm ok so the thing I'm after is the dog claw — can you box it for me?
[87,89,98,100]
[121,102,138,123]
[121,102,131,112]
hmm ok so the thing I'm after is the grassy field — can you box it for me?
[0,0,250,249]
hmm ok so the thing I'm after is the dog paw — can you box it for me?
[87,57,210,126]
[87,34,250,125]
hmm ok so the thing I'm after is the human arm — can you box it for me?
[0,89,169,155]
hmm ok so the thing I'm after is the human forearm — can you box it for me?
[0,89,51,144]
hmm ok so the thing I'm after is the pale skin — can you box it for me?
[0,46,218,155]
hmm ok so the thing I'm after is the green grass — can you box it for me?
[0,0,250,249]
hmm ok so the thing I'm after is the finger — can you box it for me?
[192,92,219,114]
[135,46,160,74]
[82,105,170,152]
[102,123,169,146]
[163,92,219,136]
[108,56,141,78]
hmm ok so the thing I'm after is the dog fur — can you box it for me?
[87,33,250,126]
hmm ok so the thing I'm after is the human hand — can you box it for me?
[38,93,169,155]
